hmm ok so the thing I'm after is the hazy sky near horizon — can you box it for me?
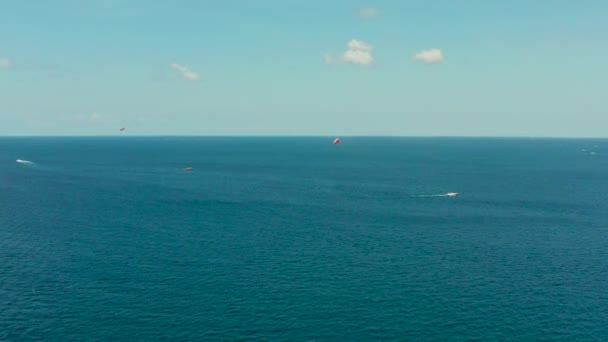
[1,0,607,136]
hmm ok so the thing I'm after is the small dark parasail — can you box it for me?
[120,127,125,132]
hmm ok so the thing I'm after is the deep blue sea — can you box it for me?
[1,137,607,341]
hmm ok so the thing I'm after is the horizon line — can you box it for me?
[1,134,607,139]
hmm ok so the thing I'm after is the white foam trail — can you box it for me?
[412,192,458,198]
[16,159,34,164]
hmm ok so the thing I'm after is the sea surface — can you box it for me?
[1,137,607,341]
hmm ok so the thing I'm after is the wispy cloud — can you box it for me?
[325,39,374,66]
[324,53,336,64]
[170,63,201,81]
[0,57,12,68]
[0,58,58,71]
[77,112,102,122]
[413,49,444,64]
[358,8,379,18]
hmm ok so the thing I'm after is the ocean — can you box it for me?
[1,137,607,341]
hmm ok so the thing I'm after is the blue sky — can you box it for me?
[1,0,607,136]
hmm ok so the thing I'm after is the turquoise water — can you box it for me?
[1,137,607,341]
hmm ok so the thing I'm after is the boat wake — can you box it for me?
[412,192,459,198]
[16,159,34,165]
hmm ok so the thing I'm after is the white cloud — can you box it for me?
[342,49,373,65]
[413,48,444,64]
[0,57,12,68]
[358,8,379,17]
[170,63,201,81]
[347,39,372,52]
[342,39,373,65]
[326,39,373,66]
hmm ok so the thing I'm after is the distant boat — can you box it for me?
[333,138,341,145]
[184,167,193,171]
[16,159,33,164]
[446,192,459,197]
